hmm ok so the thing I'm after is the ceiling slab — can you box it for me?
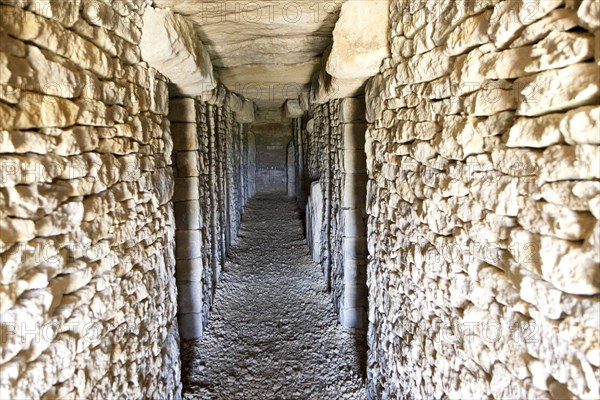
[152,0,344,114]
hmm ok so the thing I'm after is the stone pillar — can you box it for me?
[247,131,257,197]
[339,97,368,328]
[287,142,296,198]
[170,97,204,339]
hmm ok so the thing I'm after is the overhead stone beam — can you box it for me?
[310,0,390,103]
[140,6,217,97]
[326,0,390,80]
[285,100,304,118]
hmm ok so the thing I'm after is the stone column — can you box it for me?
[170,97,205,339]
[247,131,257,197]
[339,97,368,328]
[287,142,296,198]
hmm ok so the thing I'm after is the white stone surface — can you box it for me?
[140,6,216,96]
[307,181,324,263]
[326,0,390,80]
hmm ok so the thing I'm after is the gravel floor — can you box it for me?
[181,193,367,400]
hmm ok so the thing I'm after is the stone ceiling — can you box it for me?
[152,0,346,112]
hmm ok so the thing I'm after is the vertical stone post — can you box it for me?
[339,97,368,328]
[170,97,205,339]
[287,142,296,198]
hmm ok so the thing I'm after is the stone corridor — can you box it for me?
[1,0,599,399]
[180,193,366,399]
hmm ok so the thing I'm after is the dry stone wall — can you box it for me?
[0,1,180,398]
[294,97,369,329]
[171,91,255,340]
[365,0,600,399]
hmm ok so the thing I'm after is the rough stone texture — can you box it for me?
[363,1,600,399]
[152,0,345,112]
[0,2,180,398]
[140,6,216,97]
[171,94,253,340]
[294,97,368,329]
[326,0,390,80]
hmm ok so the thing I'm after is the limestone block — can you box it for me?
[506,115,563,148]
[311,66,367,103]
[340,306,366,329]
[342,284,368,308]
[26,46,83,98]
[176,151,201,177]
[306,119,315,134]
[365,74,385,123]
[343,237,368,261]
[169,98,196,123]
[171,123,198,151]
[306,182,323,263]
[343,209,366,238]
[298,91,310,112]
[0,5,113,78]
[285,142,296,199]
[174,200,202,230]
[35,201,84,237]
[140,7,216,96]
[177,281,203,313]
[175,229,201,259]
[342,150,367,174]
[444,10,492,56]
[343,123,367,150]
[175,257,203,282]
[527,31,594,73]
[397,47,452,85]
[326,0,390,80]
[510,230,599,295]
[343,258,367,285]
[284,99,303,118]
[178,313,203,339]
[488,0,562,48]
[14,92,79,129]
[235,100,255,123]
[578,0,600,30]
[200,84,226,106]
[432,116,485,161]
[560,106,600,145]
[0,217,35,246]
[173,177,200,202]
[510,8,579,48]
[470,175,519,217]
[340,97,366,123]
[538,145,600,182]
[395,121,442,143]
[343,173,368,209]
[199,82,228,107]
[537,181,600,212]
[463,87,517,117]
[225,92,243,112]
[516,63,600,117]
[517,197,595,241]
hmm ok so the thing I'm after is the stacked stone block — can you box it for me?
[172,94,253,340]
[365,1,600,399]
[170,97,204,340]
[339,98,368,329]
[293,97,369,329]
[0,1,180,398]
